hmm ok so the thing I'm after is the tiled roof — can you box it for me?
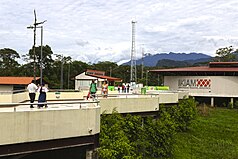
[0,77,40,85]
[89,74,122,81]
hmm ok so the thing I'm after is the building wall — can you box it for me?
[164,76,238,96]
[75,79,92,91]
[0,85,13,92]
[75,79,103,91]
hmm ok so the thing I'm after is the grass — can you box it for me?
[173,107,238,159]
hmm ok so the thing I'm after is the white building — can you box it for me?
[75,69,122,91]
[150,62,238,107]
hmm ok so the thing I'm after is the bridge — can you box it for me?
[0,90,184,159]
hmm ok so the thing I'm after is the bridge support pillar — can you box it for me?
[230,97,234,108]
[211,97,214,107]
[86,149,97,159]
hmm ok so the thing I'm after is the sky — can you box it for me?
[1,0,238,64]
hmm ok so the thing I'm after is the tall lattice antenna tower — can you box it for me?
[130,20,137,83]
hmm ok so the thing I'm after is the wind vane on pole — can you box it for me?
[27,10,46,83]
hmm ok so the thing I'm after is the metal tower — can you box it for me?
[130,20,137,83]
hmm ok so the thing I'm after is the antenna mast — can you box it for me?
[130,20,137,84]
[141,45,144,79]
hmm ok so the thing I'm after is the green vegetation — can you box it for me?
[99,100,238,158]
[0,46,159,88]
[173,107,238,159]
[99,98,198,159]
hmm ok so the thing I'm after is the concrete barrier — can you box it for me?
[0,106,100,145]
[100,97,159,114]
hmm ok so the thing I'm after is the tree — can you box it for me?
[167,98,198,131]
[0,48,20,76]
[214,46,237,62]
[24,45,54,78]
[92,61,118,76]
[99,110,135,159]
[99,108,177,159]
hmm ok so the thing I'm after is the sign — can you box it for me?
[178,78,211,89]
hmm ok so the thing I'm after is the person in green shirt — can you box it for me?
[89,79,97,99]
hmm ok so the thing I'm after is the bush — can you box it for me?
[167,98,198,131]
[99,98,198,158]
[99,109,177,159]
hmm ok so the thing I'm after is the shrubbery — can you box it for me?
[167,98,198,131]
[99,98,198,158]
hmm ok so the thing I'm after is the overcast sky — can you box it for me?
[1,0,238,63]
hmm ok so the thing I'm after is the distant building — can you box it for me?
[75,70,122,91]
[150,62,238,107]
[0,77,45,92]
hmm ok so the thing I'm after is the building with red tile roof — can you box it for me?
[0,77,43,92]
[75,70,122,91]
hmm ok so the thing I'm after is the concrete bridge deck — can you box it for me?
[0,91,182,158]
[0,100,100,158]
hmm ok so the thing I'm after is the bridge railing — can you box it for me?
[0,100,100,112]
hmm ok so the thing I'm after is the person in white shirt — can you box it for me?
[27,80,38,108]
[37,83,49,108]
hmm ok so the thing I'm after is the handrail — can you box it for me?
[0,100,100,108]
[96,93,160,97]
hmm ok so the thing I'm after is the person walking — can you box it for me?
[37,83,49,108]
[102,81,108,98]
[27,80,38,108]
[89,79,97,100]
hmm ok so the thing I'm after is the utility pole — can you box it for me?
[141,45,145,79]
[68,61,71,89]
[27,10,46,83]
[109,66,112,77]
[40,26,43,85]
[60,55,64,90]
[130,20,137,85]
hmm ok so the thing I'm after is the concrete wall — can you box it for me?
[158,93,178,104]
[164,76,238,96]
[100,97,159,114]
[12,92,28,103]
[0,91,87,103]
[0,85,13,92]
[0,106,100,145]
[46,92,86,100]
[0,93,12,103]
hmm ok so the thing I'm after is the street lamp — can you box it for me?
[146,70,149,86]
[27,24,45,85]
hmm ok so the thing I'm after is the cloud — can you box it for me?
[1,0,238,63]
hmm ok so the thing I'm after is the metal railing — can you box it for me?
[0,100,100,112]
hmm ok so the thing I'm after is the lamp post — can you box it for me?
[146,70,149,86]
[27,25,45,85]
[60,54,64,90]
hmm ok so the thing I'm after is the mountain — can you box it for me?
[122,52,212,67]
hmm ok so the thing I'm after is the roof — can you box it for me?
[75,72,98,80]
[75,72,122,82]
[86,69,105,76]
[150,62,238,74]
[89,74,122,82]
[150,66,238,73]
[0,77,40,85]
